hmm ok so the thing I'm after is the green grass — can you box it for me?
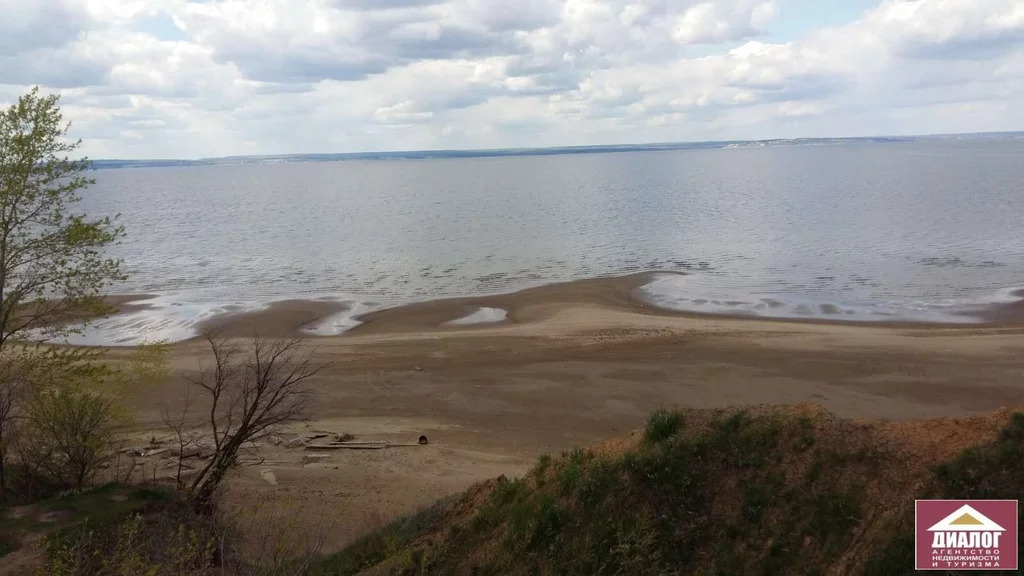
[37,487,220,575]
[643,409,684,443]
[556,448,588,495]
[535,454,552,478]
[404,409,871,575]
[0,483,174,558]
[316,409,1024,576]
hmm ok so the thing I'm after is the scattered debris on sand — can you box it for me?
[259,469,278,486]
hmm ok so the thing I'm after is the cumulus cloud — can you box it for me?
[0,0,91,54]
[873,0,1024,58]
[0,0,1021,158]
[673,1,777,44]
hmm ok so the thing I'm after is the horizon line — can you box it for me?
[90,129,1024,165]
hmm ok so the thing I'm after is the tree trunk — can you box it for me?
[191,457,230,514]
[189,444,240,515]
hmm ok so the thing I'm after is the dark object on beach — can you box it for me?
[419,435,429,445]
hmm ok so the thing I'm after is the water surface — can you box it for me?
[74,140,1024,344]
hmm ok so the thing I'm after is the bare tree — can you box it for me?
[183,333,323,512]
[161,384,202,491]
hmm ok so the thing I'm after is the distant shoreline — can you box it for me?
[89,130,1024,169]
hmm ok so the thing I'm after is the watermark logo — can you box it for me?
[916,500,1018,571]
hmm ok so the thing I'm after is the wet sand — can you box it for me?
[103,273,1024,341]
[975,288,1024,322]
[195,298,353,337]
[100,274,1024,553]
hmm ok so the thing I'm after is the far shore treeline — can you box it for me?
[87,131,1024,170]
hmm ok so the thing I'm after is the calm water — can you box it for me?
[75,140,1024,344]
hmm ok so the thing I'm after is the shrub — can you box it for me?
[643,409,684,443]
[22,383,120,492]
[37,486,218,576]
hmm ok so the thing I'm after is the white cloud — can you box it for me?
[0,0,1021,157]
[673,1,777,45]
[374,100,435,124]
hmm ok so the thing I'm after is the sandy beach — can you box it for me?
[103,274,1024,553]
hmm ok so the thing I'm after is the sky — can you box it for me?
[0,0,1022,159]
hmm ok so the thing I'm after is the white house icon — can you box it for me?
[928,505,1006,532]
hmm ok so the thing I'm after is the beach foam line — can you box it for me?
[635,273,1022,324]
[59,296,264,346]
[301,301,379,336]
[50,275,1024,346]
[54,294,384,345]
[58,293,369,346]
[444,307,508,326]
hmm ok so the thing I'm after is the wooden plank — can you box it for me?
[306,444,385,450]
[305,442,424,450]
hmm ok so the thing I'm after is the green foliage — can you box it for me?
[556,447,588,495]
[471,476,527,534]
[0,86,124,504]
[644,408,684,443]
[536,454,551,477]
[45,514,160,576]
[38,485,217,576]
[574,455,619,507]
[491,475,527,507]
[709,410,781,468]
[0,87,125,347]
[1,342,166,503]
[1,484,170,563]
[421,411,794,573]
[507,493,566,554]
[21,380,120,491]
[329,409,903,576]
[741,470,782,522]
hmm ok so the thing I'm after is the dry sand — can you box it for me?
[105,274,1024,553]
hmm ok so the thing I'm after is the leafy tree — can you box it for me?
[22,378,120,491]
[0,87,125,500]
[12,344,167,497]
[1,347,100,501]
[0,86,124,344]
